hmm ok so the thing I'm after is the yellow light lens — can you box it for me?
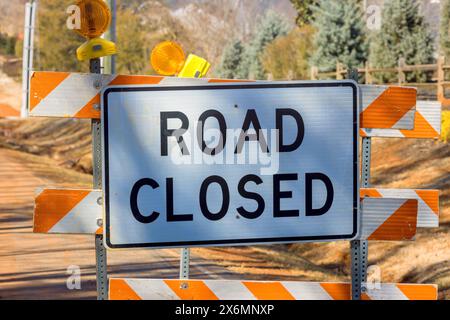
[75,0,111,39]
[151,41,186,76]
[76,38,117,61]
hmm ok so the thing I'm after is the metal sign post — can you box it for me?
[21,1,38,118]
[348,68,369,300]
[90,58,108,300]
[103,0,116,75]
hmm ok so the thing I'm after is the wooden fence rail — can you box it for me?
[311,56,450,106]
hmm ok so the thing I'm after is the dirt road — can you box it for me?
[0,148,234,300]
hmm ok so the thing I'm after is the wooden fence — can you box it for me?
[311,56,450,106]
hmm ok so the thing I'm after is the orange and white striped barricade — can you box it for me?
[29,72,419,132]
[360,100,441,139]
[33,188,103,235]
[108,279,437,300]
[33,188,438,242]
[361,188,439,228]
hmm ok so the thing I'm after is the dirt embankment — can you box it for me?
[0,118,93,173]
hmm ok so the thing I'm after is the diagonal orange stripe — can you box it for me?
[29,72,70,111]
[415,190,439,216]
[73,75,163,119]
[164,280,218,300]
[33,189,90,233]
[243,282,295,300]
[0,104,20,118]
[74,94,101,119]
[400,112,439,139]
[361,292,372,300]
[361,87,416,129]
[109,280,142,300]
[360,129,368,137]
[368,199,418,241]
[360,188,383,198]
[109,75,163,86]
[397,284,437,300]
[320,283,351,300]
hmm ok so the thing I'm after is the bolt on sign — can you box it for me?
[102,81,359,249]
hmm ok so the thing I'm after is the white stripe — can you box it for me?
[392,108,415,130]
[281,282,332,300]
[362,128,405,137]
[360,85,386,112]
[49,191,102,234]
[365,284,408,300]
[417,101,442,133]
[205,281,256,300]
[127,279,180,300]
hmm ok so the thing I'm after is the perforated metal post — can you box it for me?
[180,248,190,279]
[348,69,369,300]
[21,1,37,118]
[91,58,108,300]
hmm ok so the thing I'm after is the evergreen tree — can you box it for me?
[370,0,434,82]
[311,0,368,72]
[290,0,318,27]
[215,39,245,79]
[262,26,315,80]
[440,0,450,59]
[243,11,290,80]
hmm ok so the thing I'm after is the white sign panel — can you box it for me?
[102,82,359,249]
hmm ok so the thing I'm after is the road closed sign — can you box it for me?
[102,81,359,249]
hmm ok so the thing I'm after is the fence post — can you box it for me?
[398,58,406,86]
[365,62,373,84]
[437,55,445,102]
[310,66,318,80]
[336,62,344,80]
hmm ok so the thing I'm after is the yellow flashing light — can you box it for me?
[178,54,211,78]
[151,41,186,76]
[76,37,117,61]
[75,0,111,39]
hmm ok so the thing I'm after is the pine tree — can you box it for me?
[215,40,245,79]
[311,0,368,72]
[290,0,318,27]
[243,11,290,80]
[440,0,450,59]
[370,0,434,82]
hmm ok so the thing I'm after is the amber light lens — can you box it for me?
[151,41,186,76]
[75,0,111,39]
